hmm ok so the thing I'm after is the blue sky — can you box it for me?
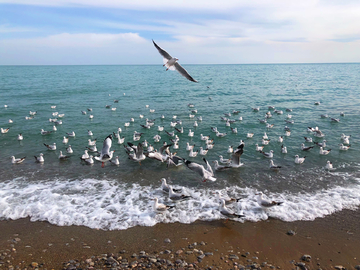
[1,0,360,65]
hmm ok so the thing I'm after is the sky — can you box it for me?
[1,0,360,65]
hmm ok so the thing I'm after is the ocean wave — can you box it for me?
[0,177,359,230]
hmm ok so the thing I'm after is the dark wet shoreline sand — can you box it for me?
[0,209,359,269]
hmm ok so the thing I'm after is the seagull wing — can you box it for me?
[152,40,172,60]
[174,62,198,82]
[231,144,244,165]
[136,143,144,159]
[203,158,214,176]
[101,134,112,158]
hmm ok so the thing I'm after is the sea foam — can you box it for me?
[0,177,359,230]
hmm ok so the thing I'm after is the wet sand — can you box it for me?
[0,209,359,269]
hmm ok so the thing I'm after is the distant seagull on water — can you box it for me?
[152,40,198,83]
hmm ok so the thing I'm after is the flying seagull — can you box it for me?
[152,40,198,83]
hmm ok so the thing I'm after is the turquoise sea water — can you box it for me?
[0,64,359,230]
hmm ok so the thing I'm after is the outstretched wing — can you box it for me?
[152,40,172,60]
[174,62,198,83]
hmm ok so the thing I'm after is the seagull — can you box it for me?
[58,151,70,160]
[262,132,268,140]
[188,129,194,137]
[117,136,125,145]
[227,146,234,153]
[301,143,314,151]
[278,136,283,143]
[214,191,240,205]
[109,156,120,165]
[216,131,227,137]
[199,147,208,156]
[11,156,26,164]
[44,143,56,150]
[247,133,254,138]
[152,40,198,82]
[94,134,114,167]
[219,199,244,219]
[86,145,98,153]
[269,160,281,170]
[153,134,161,143]
[166,153,183,168]
[81,150,90,160]
[52,125,57,131]
[66,145,73,154]
[183,158,216,182]
[295,155,306,164]
[88,130,93,136]
[211,127,218,133]
[255,144,264,152]
[252,107,260,112]
[330,117,340,122]
[200,134,210,141]
[339,144,351,151]
[262,139,270,145]
[17,134,23,141]
[325,160,334,170]
[81,110,87,115]
[34,153,44,163]
[146,150,166,162]
[153,197,174,213]
[259,150,274,158]
[213,160,232,171]
[314,140,326,148]
[281,145,287,154]
[41,129,52,135]
[62,136,69,144]
[168,185,191,201]
[125,142,146,165]
[189,148,198,157]
[304,136,313,142]
[175,127,184,134]
[219,155,231,164]
[160,178,182,193]
[342,137,350,145]
[82,155,94,165]
[256,192,283,208]
[319,147,331,155]
[229,144,244,168]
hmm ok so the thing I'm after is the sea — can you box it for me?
[0,64,360,230]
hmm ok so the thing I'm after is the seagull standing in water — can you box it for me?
[94,134,114,167]
[152,40,198,83]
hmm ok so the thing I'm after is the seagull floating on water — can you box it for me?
[219,199,244,219]
[295,155,306,164]
[11,156,26,164]
[152,40,198,83]
[256,192,283,208]
[34,153,44,163]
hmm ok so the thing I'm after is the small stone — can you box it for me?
[229,254,239,260]
[149,258,157,263]
[186,251,193,255]
[200,241,206,245]
[164,250,171,254]
[287,230,296,236]
[164,238,171,243]
[31,262,38,268]
[334,266,345,270]
[355,265,360,270]
[198,254,205,260]
[176,250,183,255]
[301,254,311,262]
[205,252,213,256]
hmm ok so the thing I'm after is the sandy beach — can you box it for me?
[1,209,359,270]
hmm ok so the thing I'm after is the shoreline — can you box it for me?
[1,209,359,269]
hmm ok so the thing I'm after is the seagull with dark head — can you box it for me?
[152,40,198,83]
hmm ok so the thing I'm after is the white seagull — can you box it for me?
[44,143,56,150]
[319,147,331,155]
[34,153,44,163]
[153,197,174,213]
[11,156,26,164]
[183,158,216,182]
[295,155,306,164]
[219,199,244,219]
[94,134,114,167]
[256,192,283,208]
[153,40,198,83]
[325,160,334,170]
